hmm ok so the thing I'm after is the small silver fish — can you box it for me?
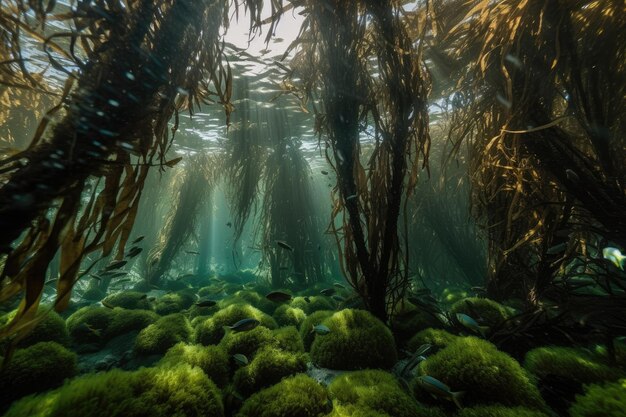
[416,375,464,408]
[602,247,626,270]
[455,313,489,337]
[276,241,294,251]
[320,288,336,296]
[311,324,331,335]
[232,353,249,366]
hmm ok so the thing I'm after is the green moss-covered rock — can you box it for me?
[390,307,442,345]
[299,310,334,351]
[233,346,308,395]
[2,363,224,417]
[329,370,438,417]
[66,306,116,344]
[450,297,510,329]
[219,290,276,315]
[1,308,70,348]
[154,290,196,315]
[441,287,468,305]
[134,313,191,356]
[236,374,331,417]
[194,304,277,346]
[569,379,626,417]
[407,328,459,353]
[105,308,159,339]
[457,406,550,417]
[159,342,229,387]
[272,326,304,353]
[101,291,151,310]
[291,296,334,314]
[524,346,625,385]
[273,305,306,327]
[219,326,275,358]
[0,342,77,405]
[416,336,545,409]
[310,309,397,370]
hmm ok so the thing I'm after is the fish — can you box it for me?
[276,240,294,251]
[131,235,145,244]
[321,170,329,175]
[455,313,489,337]
[266,291,292,302]
[101,300,115,309]
[228,318,260,332]
[226,222,232,227]
[333,283,346,289]
[232,353,249,366]
[185,250,200,255]
[196,299,217,308]
[320,288,336,296]
[103,260,127,271]
[311,324,331,335]
[603,247,626,270]
[304,296,311,303]
[126,246,143,258]
[565,169,580,182]
[416,375,464,408]
[331,295,345,302]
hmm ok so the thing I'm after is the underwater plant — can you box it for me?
[273,304,306,327]
[0,308,70,349]
[310,309,397,370]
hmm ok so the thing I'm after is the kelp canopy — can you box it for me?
[0,0,624,359]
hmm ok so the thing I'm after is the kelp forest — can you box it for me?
[0,1,624,417]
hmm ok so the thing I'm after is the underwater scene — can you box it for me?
[0,1,625,416]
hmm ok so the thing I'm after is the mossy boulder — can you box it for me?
[569,379,626,417]
[134,313,191,356]
[2,363,224,417]
[233,346,308,395]
[0,308,70,348]
[159,342,229,388]
[105,308,159,339]
[0,342,77,406]
[66,306,116,344]
[291,296,334,314]
[236,374,331,417]
[194,304,277,346]
[524,346,625,385]
[218,290,276,315]
[310,309,397,370]
[154,290,196,315]
[273,305,306,327]
[457,406,550,417]
[81,287,105,301]
[450,297,510,329]
[416,336,545,409]
[219,326,275,358]
[390,307,442,346]
[101,291,151,310]
[272,326,304,353]
[329,369,440,417]
[299,310,334,351]
[407,328,459,353]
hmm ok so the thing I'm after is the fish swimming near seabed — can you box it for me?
[227,318,260,333]
[416,375,464,408]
